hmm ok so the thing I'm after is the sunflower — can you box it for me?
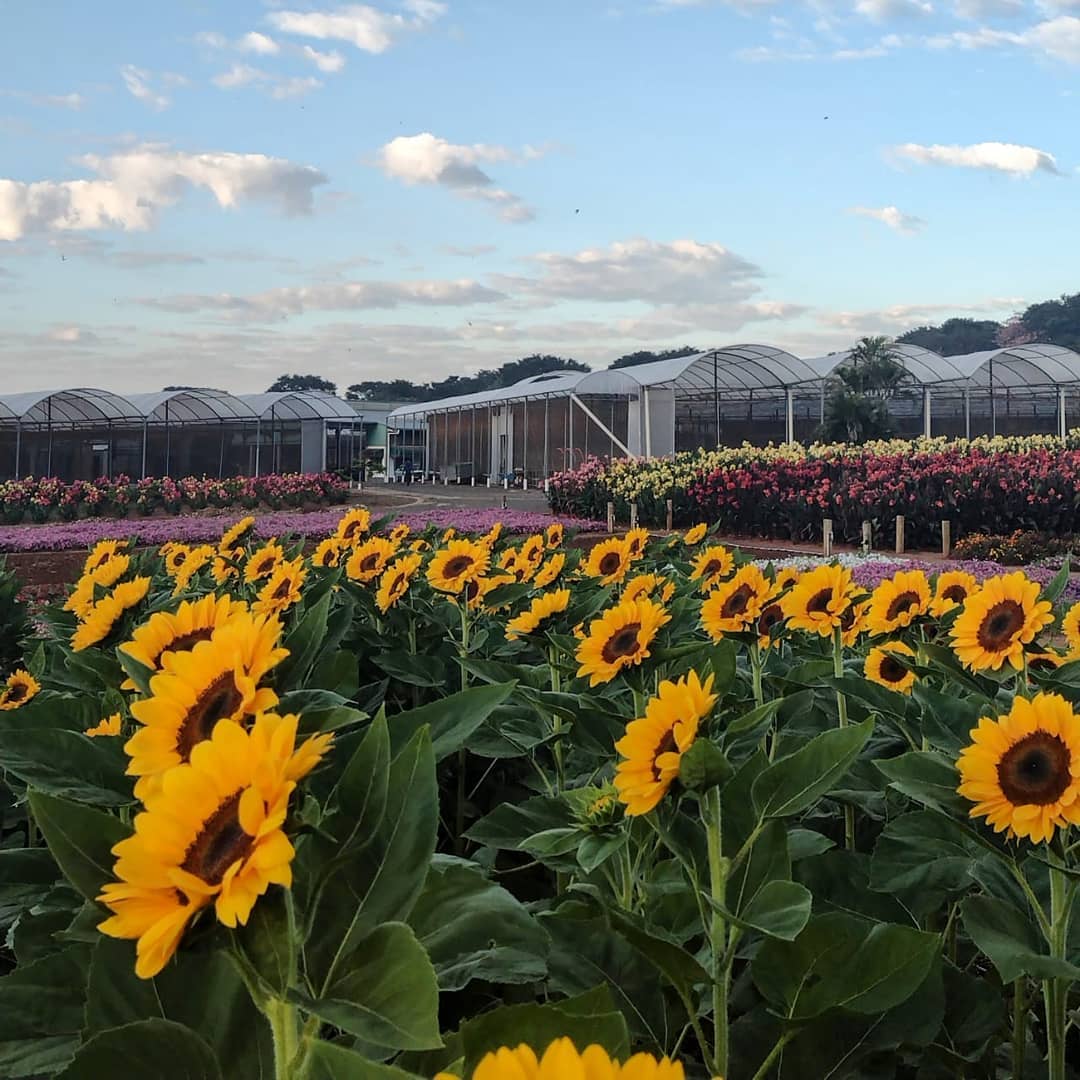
[162,544,192,577]
[575,596,672,687]
[211,555,240,588]
[389,523,411,544]
[480,522,503,549]
[442,527,457,543]
[121,594,249,676]
[756,600,786,649]
[65,555,133,618]
[1028,648,1065,672]
[311,537,344,569]
[506,589,571,640]
[253,559,307,616]
[125,614,288,798]
[864,641,917,695]
[840,595,871,647]
[1063,601,1080,654]
[689,545,735,592]
[345,537,398,584]
[930,570,979,618]
[683,523,708,546]
[99,713,331,979]
[957,692,1080,843]
[624,527,650,560]
[701,565,773,640]
[439,1038,687,1080]
[410,539,430,553]
[533,553,566,589]
[614,670,717,816]
[583,538,632,586]
[780,564,858,637]
[774,565,801,592]
[457,575,513,612]
[84,539,128,575]
[519,534,547,566]
[545,522,563,548]
[172,545,215,595]
[0,669,40,710]
[335,507,371,545]
[427,539,491,594]
[244,540,284,584]
[219,516,256,553]
[866,570,932,636]
[375,554,423,613]
[622,572,666,604]
[72,578,151,653]
[87,713,123,737]
[951,571,1053,672]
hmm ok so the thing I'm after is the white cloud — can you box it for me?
[0,145,328,242]
[138,278,507,321]
[441,243,498,256]
[47,325,91,343]
[239,31,279,55]
[848,204,926,232]
[300,44,347,71]
[819,297,1023,334]
[40,92,85,109]
[927,15,1080,62]
[268,2,446,54]
[953,0,1025,16]
[855,0,932,18]
[195,31,228,48]
[272,76,323,99]
[377,132,541,222]
[892,140,1061,175]
[120,65,171,109]
[212,64,269,89]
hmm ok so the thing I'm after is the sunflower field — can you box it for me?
[5,509,1080,1079]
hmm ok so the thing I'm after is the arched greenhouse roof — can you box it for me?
[239,392,361,421]
[0,388,143,425]
[806,343,975,386]
[608,345,824,393]
[387,370,588,419]
[125,389,258,423]
[952,344,1080,389]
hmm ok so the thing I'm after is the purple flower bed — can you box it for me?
[0,507,604,553]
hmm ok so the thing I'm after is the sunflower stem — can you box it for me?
[832,627,855,851]
[548,645,564,794]
[703,785,730,1079]
[266,997,301,1080]
[1012,977,1026,1080]
[749,1029,796,1080]
[456,603,470,856]
[1044,853,1069,1080]
[750,639,765,710]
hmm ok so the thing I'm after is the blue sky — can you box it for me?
[1,0,1077,393]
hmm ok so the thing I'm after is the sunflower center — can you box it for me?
[702,559,724,578]
[254,556,275,575]
[758,604,783,635]
[1029,655,1058,672]
[601,624,642,664]
[271,578,294,601]
[598,552,622,576]
[651,730,679,781]
[387,572,406,597]
[997,732,1072,806]
[181,790,254,886]
[942,585,968,603]
[879,654,908,683]
[342,521,361,540]
[164,628,215,657]
[359,553,379,571]
[806,588,833,614]
[444,555,475,579]
[465,579,481,602]
[885,591,920,621]
[176,673,244,761]
[6,682,28,704]
[977,600,1026,652]
[721,584,753,618]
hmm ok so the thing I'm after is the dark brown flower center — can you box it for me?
[885,591,919,622]
[464,579,481,602]
[879,654,908,683]
[721,584,753,619]
[387,572,407,597]
[444,555,475,579]
[1029,655,1059,672]
[601,623,642,664]
[806,588,833,614]
[175,673,243,761]
[359,553,379,571]
[629,538,643,555]
[254,556,275,575]
[977,600,1025,652]
[758,604,783,636]
[342,520,362,540]
[271,578,294,601]
[942,585,968,603]
[161,628,214,660]
[598,552,622,576]
[651,730,678,780]
[6,682,28,703]
[997,732,1072,806]
[702,559,724,578]
[181,790,254,886]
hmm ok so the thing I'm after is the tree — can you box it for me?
[611,346,699,370]
[897,318,1001,356]
[817,337,908,444]
[267,374,338,393]
[346,379,430,402]
[1012,292,1080,352]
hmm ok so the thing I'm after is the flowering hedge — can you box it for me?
[0,473,348,524]
[547,433,1080,549]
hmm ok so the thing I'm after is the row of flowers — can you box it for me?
[4,510,1080,1077]
[0,472,348,523]
[547,432,1080,548]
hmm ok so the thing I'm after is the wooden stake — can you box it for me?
[606,501,615,533]
[630,503,638,530]
[665,499,673,531]
[895,515,905,555]
[861,520,872,553]
[823,518,833,557]
[941,520,952,557]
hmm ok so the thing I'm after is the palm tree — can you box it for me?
[818,337,908,443]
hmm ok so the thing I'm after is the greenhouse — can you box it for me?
[387,341,1080,482]
[0,388,364,482]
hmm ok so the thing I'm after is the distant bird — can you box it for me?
[824,116,829,120]
[574,208,580,214]
[60,254,66,261]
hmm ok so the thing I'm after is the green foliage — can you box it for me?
[817,336,909,444]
